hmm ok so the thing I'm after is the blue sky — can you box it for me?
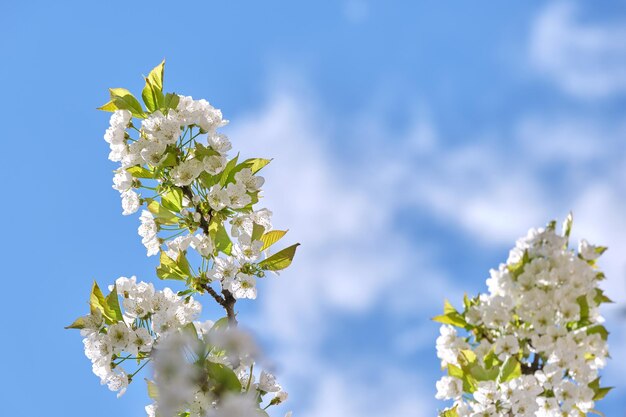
[1,1,626,416]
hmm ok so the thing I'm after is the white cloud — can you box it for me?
[225,72,626,414]
[226,89,452,416]
[530,1,626,98]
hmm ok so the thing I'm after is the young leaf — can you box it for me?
[260,230,288,251]
[146,379,159,400]
[251,223,265,241]
[65,316,87,330]
[147,200,179,225]
[90,281,107,316]
[497,356,521,383]
[104,284,124,323]
[161,187,183,212]
[225,158,271,184]
[162,92,180,112]
[97,100,118,112]
[109,88,145,118]
[156,252,189,281]
[562,211,573,242]
[206,361,242,393]
[127,165,155,179]
[440,406,459,417]
[508,250,530,279]
[258,243,300,271]
[432,300,467,328]
[577,295,590,322]
[219,154,240,186]
[142,61,165,113]
[587,325,609,341]
[213,222,232,255]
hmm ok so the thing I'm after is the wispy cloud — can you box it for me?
[530,1,626,98]
[226,46,626,411]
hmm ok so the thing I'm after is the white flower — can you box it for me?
[106,369,129,397]
[435,376,462,400]
[211,256,238,282]
[165,235,193,259]
[208,186,229,211]
[140,140,167,166]
[203,155,226,175]
[207,133,231,155]
[234,168,264,192]
[121,189,140,215]
[138,211,160,256]
[190,233,214,257]
[232,234,263,263]
[112,169,133,192]
[224,273,257,300]
[108,322,131,353]
[127,327,154,355]
[171,159,203,186]
[258,370,281,392]
[226,182,252,209]
[493,335,519,360]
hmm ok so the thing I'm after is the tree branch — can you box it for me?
[182,185,238,326]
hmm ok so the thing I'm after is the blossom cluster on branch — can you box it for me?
[434,215,611,417]
[67,61,298,417]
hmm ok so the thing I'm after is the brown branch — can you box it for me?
[182,185,238,326]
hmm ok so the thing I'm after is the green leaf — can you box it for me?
[142,60,165,113]
[258,243,300,271]
[211,317,230,331]
[198,172,220,189]
[194,143,220,160]
[206,361,242,393]
[147,200,179,225]
[126,165,155,179]
[97,100,118,112]
[109,88,145,118]
[212,219,232,255]
[497,356,521,383]
[251,223,265,241]
[105,285,124,323]
[440,406,459,417]
[593,288,614,305]
[146,379,159,400]
[89,281,121,325]
[65,316,87,330]
[90,281,107,316]
[432,300,467,328]
[588,377,613,401]
[162,187,183,212]
[156,252,189,281]
[226,158,272,184]
[483,348,498,369]
[594,246,608,256]
[219,154,240,186]
[162,92,180,112]
[587,325,609,341]
[447,364,464,379]
[260,230,288,251]
[508,250,530,279]
[577,295,590,322]
[159,149,178,167]
[562,212,573,242]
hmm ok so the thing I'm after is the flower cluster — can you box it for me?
[434,216,611,417]
[147,326,288,417]
[71,277,201,397]
[68,61,297,417]
[101,63,298,308]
